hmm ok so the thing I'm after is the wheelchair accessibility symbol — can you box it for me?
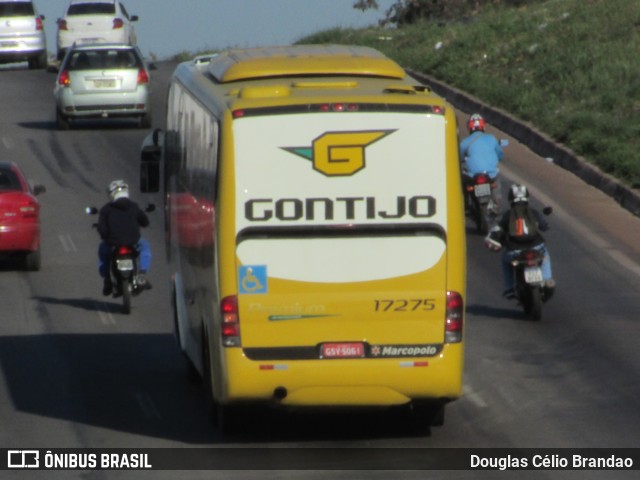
[238,265,268,294]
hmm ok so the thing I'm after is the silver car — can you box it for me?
[54,43,152,130]
[0,0,47,69]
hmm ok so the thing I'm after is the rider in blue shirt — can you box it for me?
[460,113,504,177]
[459,113,505,212]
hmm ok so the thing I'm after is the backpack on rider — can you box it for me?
[507,201,539,243]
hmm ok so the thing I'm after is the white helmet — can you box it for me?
[108,179,129,201]
[508,184,529,204]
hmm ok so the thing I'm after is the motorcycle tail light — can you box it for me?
[475,175,490,184]
[117,246,134,255]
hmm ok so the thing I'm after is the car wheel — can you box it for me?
[24,248,41,272]
[56,110,70,130]
[28,52,47,70]
[139,112,152,129]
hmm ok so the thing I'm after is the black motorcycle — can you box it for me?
[508,206,554,321]
[87,205,154,314]
[509,246,551,321]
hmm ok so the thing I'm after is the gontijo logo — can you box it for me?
[281,130,395,176]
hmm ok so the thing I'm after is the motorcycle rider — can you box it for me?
[484,184,555,299]
[459,113,505,214]
[98,180,152,296]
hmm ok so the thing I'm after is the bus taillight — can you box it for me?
[221,295,241,347]
[445,291,463,344]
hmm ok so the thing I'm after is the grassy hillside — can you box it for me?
[300,0,640,188]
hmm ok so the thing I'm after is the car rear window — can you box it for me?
[67,3,116,15]
[0,2,35,17]
[66,49,141,70]
[0,169,21,191]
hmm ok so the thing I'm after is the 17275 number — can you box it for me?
[374,299,436,312]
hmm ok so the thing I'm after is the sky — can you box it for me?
[35,0,397,60]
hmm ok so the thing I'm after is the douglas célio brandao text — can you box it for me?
[470,454,634,470]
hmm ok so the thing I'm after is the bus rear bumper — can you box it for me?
[220,344,463,407]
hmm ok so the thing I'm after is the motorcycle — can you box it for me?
[509,246,551,321]
[465,172,499,234]
[86,204,154,314]
[507,206,554,321]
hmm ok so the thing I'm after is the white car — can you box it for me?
[0,0,47,69]
[54,43,152,129]
[56,0,138,61]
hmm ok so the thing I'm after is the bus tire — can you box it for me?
[412,401,445,427]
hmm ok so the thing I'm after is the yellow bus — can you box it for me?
[140,44,466,433]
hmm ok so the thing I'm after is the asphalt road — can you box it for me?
[0,60,639,479]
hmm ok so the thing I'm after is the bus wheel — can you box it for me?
[216,404,246,436]
[412,401,445,427]
[201,329,219,427]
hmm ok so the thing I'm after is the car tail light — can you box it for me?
[58,70,70,87]
[137,68,149,85]
[113,18,124,29]
[19,201,38,218]
[445,291,464,343]
[221,295,241,347]
[35,17,44,31]
[58,19,68,31]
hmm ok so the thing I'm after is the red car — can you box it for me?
[0,161,45,270]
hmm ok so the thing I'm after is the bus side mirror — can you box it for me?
[140,129,163,193]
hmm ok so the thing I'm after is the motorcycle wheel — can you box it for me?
[525,287,542,321]
[121,278,132,314]
[477,203,490,234]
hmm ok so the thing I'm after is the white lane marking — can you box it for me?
[97,307,115,325]
[608,249,640,278]
[1,137,13,150]
[134,392,161,419]
[504,166,640,280]
[463,384,488,408]
[58,234,78,252]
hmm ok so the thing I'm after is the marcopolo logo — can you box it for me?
[282,130,395,177]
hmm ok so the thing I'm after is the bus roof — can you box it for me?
[207,45,407,83]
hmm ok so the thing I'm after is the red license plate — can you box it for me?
[321,342,365,358]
